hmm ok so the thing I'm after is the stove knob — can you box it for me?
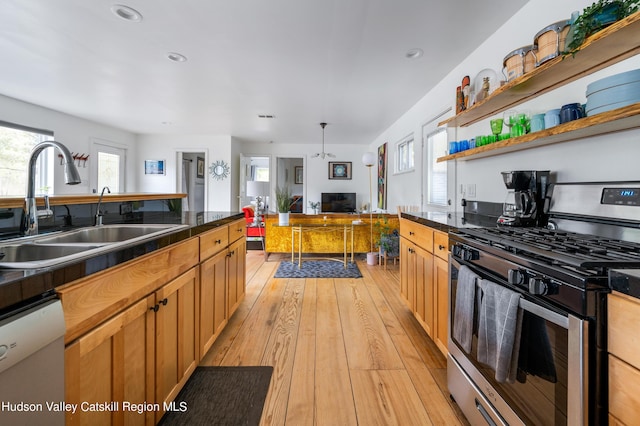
[508,269,527,286]
[462,248,479,261]
[528,276,549,295]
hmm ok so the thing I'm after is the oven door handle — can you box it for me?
[518,298,569,329]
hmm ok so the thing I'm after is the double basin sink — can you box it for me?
[0,224,188,269]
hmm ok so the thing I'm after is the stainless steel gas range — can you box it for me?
[447,181,640,425]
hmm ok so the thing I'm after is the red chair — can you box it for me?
[242,206,265,238]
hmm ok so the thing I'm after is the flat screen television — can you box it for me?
[321,192,357,213]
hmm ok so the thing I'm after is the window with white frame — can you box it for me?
[427,128,448,206]
[0,121,53,196]
[395,134,414,173]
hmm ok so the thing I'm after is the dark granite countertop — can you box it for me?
[0,211,243,319]
[400,211,500,232]
[610,269,640,299]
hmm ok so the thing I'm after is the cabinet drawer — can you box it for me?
[609,292,640,370]
[433,231,449,260]
[228,219,246,243]
[200,226,229,260]
[400,218,433,252]
[609,354,640,425]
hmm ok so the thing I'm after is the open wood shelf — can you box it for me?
[437,102,640,162]
[439,11,640,128]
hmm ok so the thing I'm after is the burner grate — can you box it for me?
[458,227,640,272]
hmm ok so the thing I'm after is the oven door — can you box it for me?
[448,255,588,426]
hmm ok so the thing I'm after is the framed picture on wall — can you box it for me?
[144,160,166,175]
[328,162,352,180]
[197,157,205,178]
[295,166,303,184]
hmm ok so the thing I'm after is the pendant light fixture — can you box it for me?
[311,122,335,159]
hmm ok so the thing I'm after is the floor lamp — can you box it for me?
[246,180,270,224]
[362,152,376,262]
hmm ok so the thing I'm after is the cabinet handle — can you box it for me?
[150,304,159,313]
[160,298,168,306]
[237,228,243,233]
[409,231,415,236]
[215,239,222,244]
[438,244,446,250]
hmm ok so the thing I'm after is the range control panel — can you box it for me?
[602,187,640,206]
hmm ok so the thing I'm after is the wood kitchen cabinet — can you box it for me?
[433,231,450,355]
[199,249,228,357]
[399,219,449,356]
[64,267,199,425]
[65,295,156,426]
[198,219,246,358]
[400,236,434,336]
[227,236,247,317]
[61,218,247,425]
[154,267,199,422]
[608,291,640,425]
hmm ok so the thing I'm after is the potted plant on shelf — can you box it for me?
[565,0,639,55]
[275,185,291,226]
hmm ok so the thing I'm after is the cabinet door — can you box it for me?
[414,244,434,337]
[227,237,246,317]
[155,267,199,421]
[433,255,449,356]
[65,295,155,426]
[399,237,413,309]
[199,249,228,358]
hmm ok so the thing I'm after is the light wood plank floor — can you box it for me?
[200,251,469,425]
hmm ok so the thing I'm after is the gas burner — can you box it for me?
[455,227,640,278]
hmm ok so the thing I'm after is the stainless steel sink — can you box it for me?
[0,244,103,268]
[34,224,185,245]
[0,224,188,269]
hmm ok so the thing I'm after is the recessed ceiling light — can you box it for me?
[167,52,187,62]
[111,4,143,22]
[405,48,424,59]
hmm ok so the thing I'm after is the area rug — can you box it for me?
[274,260,362,278]
[158,366,273,426]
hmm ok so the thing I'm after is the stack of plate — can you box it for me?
[585,69,640,116]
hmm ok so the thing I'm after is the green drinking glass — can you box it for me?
[490,118,503,137]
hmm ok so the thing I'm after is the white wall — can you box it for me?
[0,94,137,194]
[136,134,232,211]
[370,0,640,211]
[239,141,374,214]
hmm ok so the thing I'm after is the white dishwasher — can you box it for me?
[0,297,65,425]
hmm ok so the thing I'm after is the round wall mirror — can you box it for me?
[209,160,230,180]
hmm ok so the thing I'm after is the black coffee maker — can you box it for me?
[497,170,551,226]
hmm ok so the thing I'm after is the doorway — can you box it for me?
[276,156,304,213]
[177,150,206,212]
[239,154,271,211]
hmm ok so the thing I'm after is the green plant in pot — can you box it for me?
[374,215,399,258]
[275,185,291,226]
[565,0,639,55]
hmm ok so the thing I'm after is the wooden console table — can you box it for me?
[285,223,364,268]
[264,213,399,256]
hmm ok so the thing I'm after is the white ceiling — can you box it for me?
[0,0,528,146]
